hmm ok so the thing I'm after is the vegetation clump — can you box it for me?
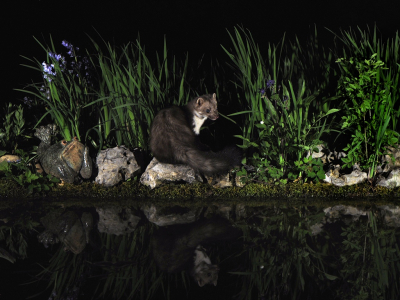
[1,24,400,201]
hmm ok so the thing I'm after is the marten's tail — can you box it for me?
[180,145,241,176]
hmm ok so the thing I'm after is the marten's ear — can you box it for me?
[196,97,204,106]
[212,93,216,99]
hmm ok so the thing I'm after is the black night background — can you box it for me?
[3,0,400,103]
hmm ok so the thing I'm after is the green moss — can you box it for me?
[0,179,30,200]
[1,178,400,208]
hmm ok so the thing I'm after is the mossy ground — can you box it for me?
[1,178,400,210]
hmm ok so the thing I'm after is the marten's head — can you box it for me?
[194,93,218,121]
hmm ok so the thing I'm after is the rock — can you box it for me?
[382,145,400,172]
[306,144,346,165]
[205,173,241,188]
[377,169,400,188]
[0,155,21,174]
[96,206,141,235]
[35,124,93,183]
[95,146,141,187]
[140,157,240,189]
[325,164,367,186]
[323,165,341,184]
[0,155,21,163]
[140,158,202,189]
[307,144,329,163]
[141,204,202,226]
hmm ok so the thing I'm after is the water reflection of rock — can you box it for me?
[309,205,400,235]
[38,210,93,254]
[37,203,400,255]
[97,206,141,235]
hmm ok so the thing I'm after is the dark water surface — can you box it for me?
[1,199,400,300]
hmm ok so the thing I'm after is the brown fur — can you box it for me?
[149,93,240,176]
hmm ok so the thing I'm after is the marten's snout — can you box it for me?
[210,113,219,120]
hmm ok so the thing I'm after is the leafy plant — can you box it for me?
[231,79,337,183]
[336,54,400,178]
[222,27,339,183]
[236,152,286,185]
[289,155,326,183]
[0,103,27,152]
[1,149,60,193]
[18,38,97,142]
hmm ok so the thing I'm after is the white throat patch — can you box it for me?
[194,246,211,265]
[193,114,206,135]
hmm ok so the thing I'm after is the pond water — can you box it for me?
[1,199,400,300]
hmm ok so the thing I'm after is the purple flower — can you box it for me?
[42,62,56,82]
[259,88,266,95]
[23,96,33,108]
[42,62,56,75]
[48,52,64,62]
[266,80,275,88]
[62,40,76,57]
[48,52,66,71]
[40,85,51,99]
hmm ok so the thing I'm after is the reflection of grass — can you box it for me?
[232,207,331,299]
[32,221,192,300]
[232,206,400,300]
[337,210,400,299]
[8,205,400,299]
[0,214,38,263]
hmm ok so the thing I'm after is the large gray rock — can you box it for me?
[324,164,367,186]
[95,146,141,187]
[307,144,346,165]
[140,158,202,189]
[377,169,400,188]
[140,157,240,189]
[382,145,400,171]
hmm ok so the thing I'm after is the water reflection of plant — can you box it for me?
[233,206,400,300]
[4,206,400,299]
[33,221,192,300]
[232,207,333,299]
[337,211,400,300]
[0,215,38,263]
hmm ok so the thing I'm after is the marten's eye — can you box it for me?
[206,109,211,113]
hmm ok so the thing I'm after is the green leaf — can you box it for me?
[317,169,325,180]
[325,108,340,116]
[324,273,338,280]
[307,171,316,178]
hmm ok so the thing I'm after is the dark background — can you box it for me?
[2,0,400,104]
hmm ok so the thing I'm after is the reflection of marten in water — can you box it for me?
[151,218,240,287]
